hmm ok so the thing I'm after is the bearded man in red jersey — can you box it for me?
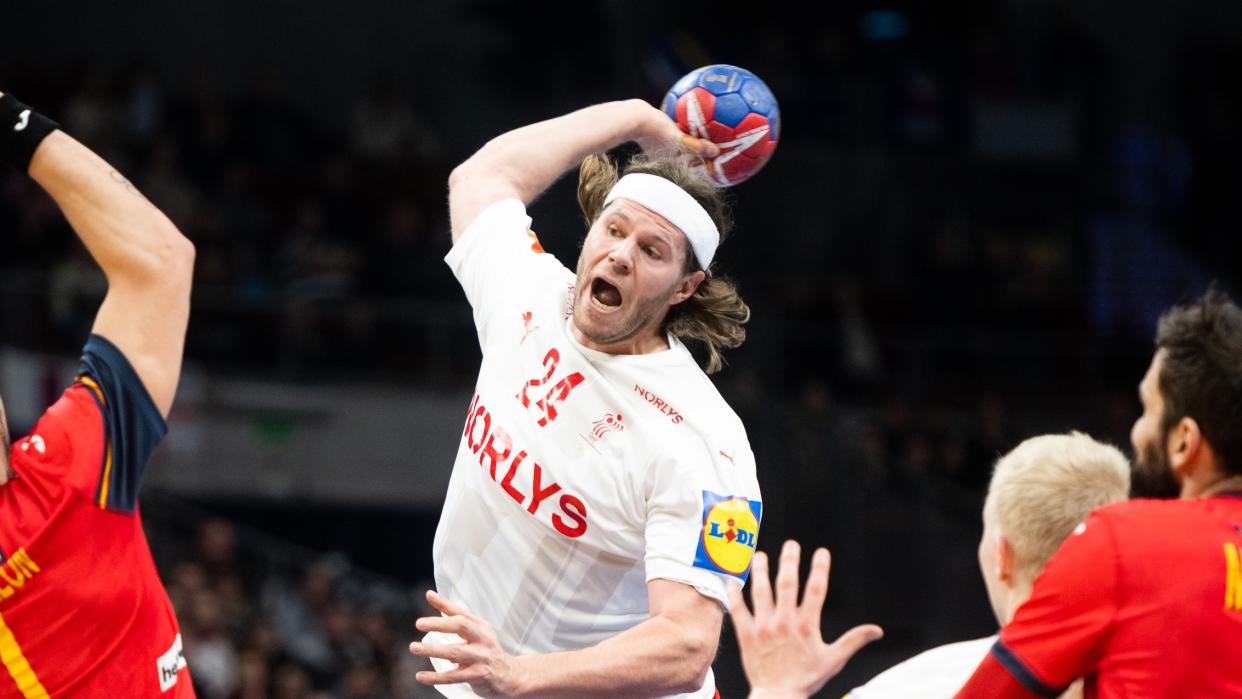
[956,291,1242,698]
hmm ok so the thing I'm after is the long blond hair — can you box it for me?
[577,153,750,374]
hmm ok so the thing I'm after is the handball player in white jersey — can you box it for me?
[409,99,761,698]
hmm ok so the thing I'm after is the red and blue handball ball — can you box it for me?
[662,64,780,187]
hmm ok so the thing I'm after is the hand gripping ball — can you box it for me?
[662,64,781,186]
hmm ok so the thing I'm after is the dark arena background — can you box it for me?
[3,1,1242,696]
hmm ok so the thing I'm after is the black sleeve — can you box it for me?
[76,334,168,512]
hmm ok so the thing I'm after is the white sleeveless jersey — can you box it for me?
[427,200,762,698]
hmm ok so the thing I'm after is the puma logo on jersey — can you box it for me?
[519,311,540,345]
[19,435,45,454]
[13,110,30,132]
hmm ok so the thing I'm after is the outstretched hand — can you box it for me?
[728,540,884,699]
[409,590,520,698]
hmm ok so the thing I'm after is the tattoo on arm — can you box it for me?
[109,170,148,200]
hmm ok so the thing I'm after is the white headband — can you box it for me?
[603,173,719,268]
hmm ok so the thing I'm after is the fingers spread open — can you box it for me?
[775,540,802,612]
[831,624,885,662]
[800,547,831,618]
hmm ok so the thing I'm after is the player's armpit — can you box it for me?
[90,272,192,418]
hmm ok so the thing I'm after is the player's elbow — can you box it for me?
[448,150,502,192]
[448,159,506,198]
[668,630,716,693]
[120,222,195,291]
[449,136,527,198]
[153,225,196,288]
[447,160,474,192]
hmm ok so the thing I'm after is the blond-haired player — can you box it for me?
[729,432,1130,699]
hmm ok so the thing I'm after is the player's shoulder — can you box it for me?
[9,384,104,474]
[1090,497,1198,526]
[456,198,532,242]
[1095,494,1242,539]
[657,369,750,454]
[38,383,104,435]
[448,197,566,275]
[1063,498,1212,558]
[667,355,747,433]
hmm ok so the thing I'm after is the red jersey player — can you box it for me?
[956,291,1242,698]
[0,92,196,697]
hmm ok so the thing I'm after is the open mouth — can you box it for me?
[591,277,623,309]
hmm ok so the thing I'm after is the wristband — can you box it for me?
[0,94,60,172]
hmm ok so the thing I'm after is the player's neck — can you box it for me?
[1188,473,1242,499]
[1001,579,1035,626]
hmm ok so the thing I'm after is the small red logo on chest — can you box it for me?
[590,413,624,441]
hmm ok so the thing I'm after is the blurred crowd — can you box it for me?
[0,66,460,377]
[155,516,440,699]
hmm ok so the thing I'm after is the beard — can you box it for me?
[1131,437,1181,499]
[572,266,679,348]
[573,292,669,346]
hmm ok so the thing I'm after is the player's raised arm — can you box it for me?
[447,99,718,242]
[3,92,195,417]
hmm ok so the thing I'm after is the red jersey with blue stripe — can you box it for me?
[956,493,1242,698]
[0,335,193,698]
